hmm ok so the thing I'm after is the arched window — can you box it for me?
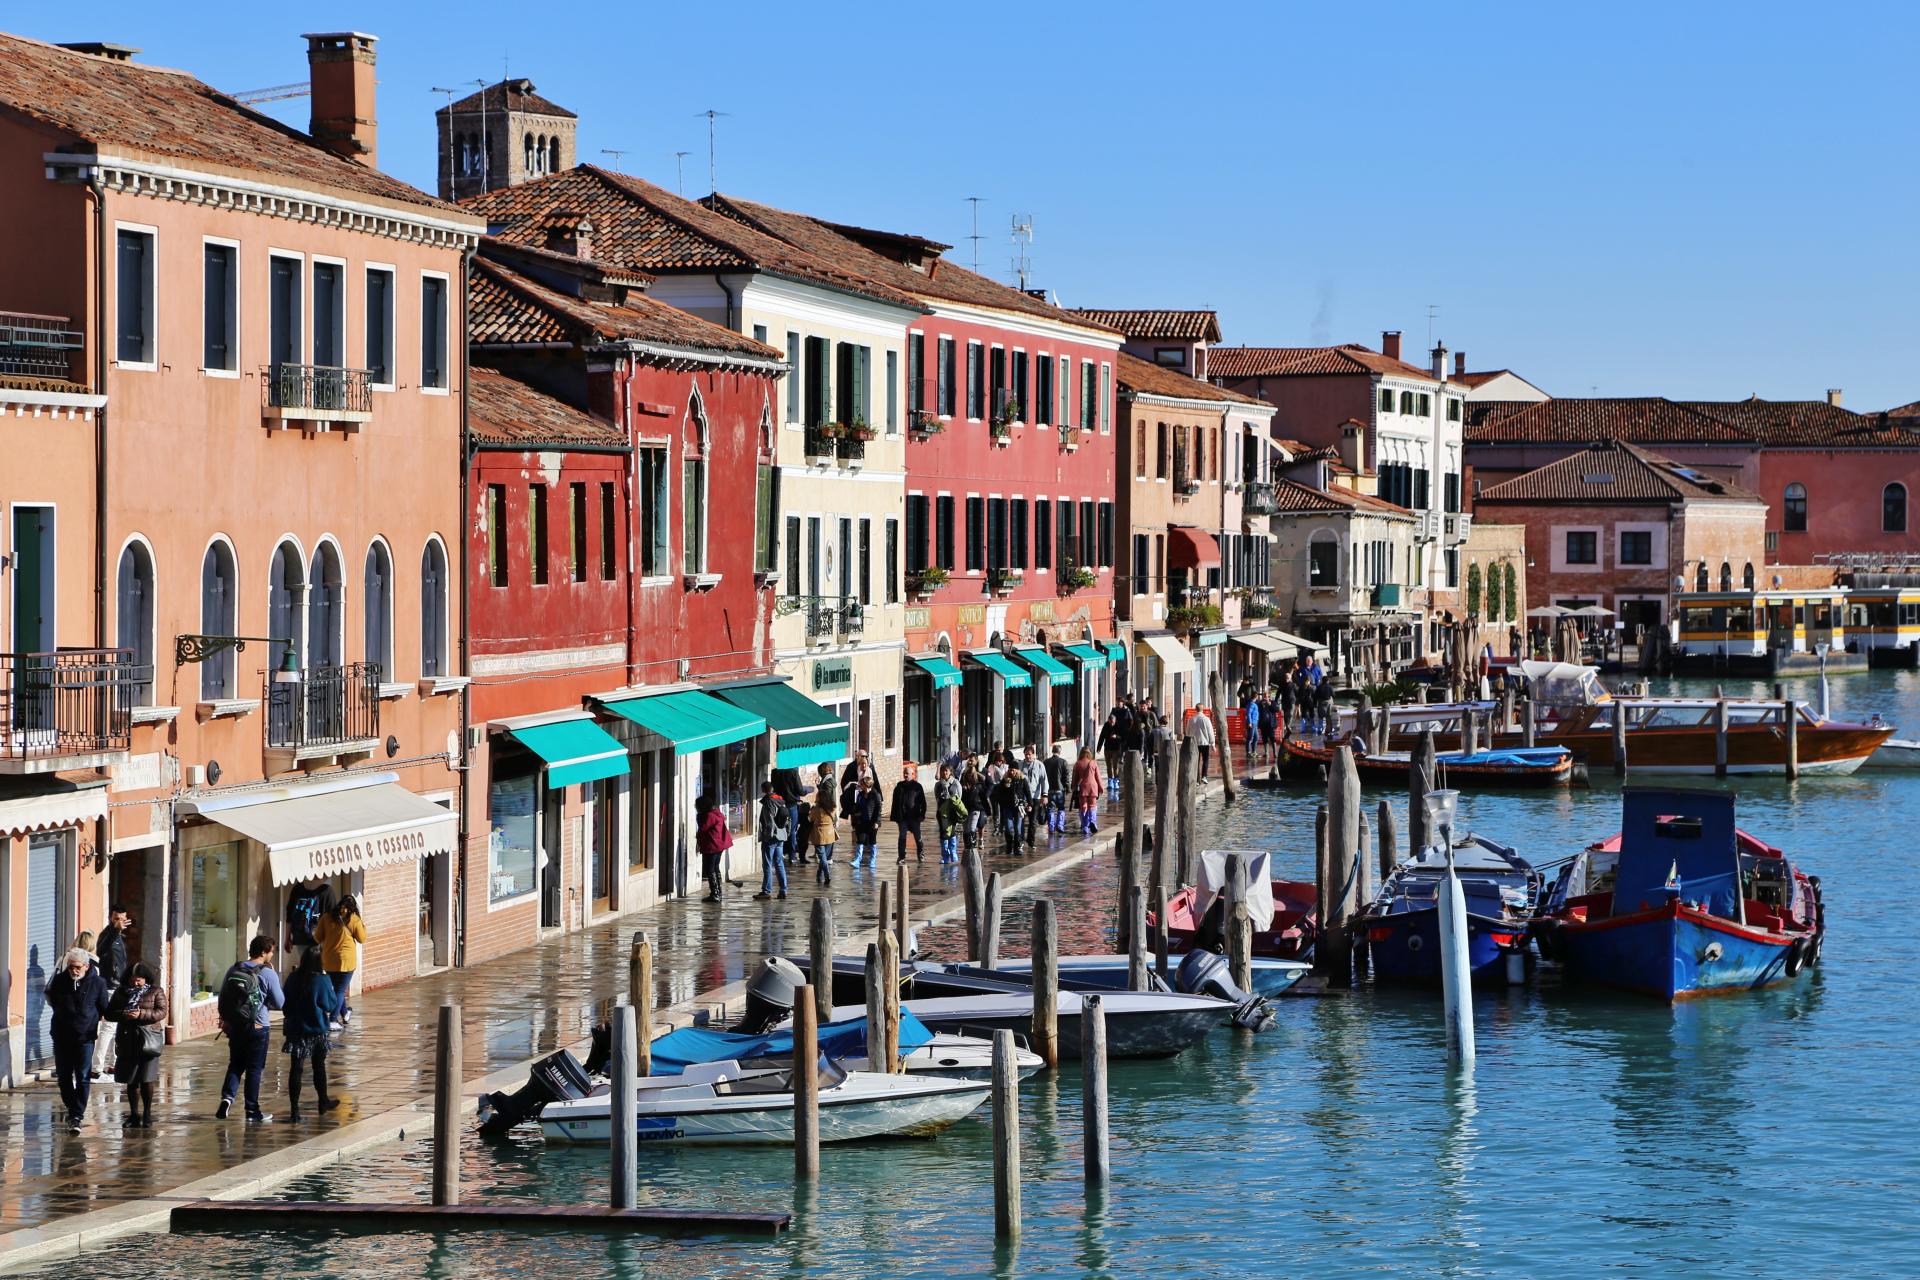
[1885,483,1908,533]
[308,541,343,669]
[683,390,710,575]
[1696,562,1709,592]
[1719,561,1732,592]
[268,541,304,675]
[1784,482,1807,532]
[115,541,155,708]
[549,135,561,173]
[523,135,535,173]
[1743,562,1755,591]
[364,541,393,679]
[421,539,448,678]
[200,540,238,699]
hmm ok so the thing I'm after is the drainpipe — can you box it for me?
[712,273,739,331]
[454,242,474,968]
[88,170,114,959]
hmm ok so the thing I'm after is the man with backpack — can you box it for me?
[754,780,791,900]
[216,935,285,1123]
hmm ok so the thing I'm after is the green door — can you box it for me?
[12,506,48,653]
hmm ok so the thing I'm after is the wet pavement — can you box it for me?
[0,799,1131,1240]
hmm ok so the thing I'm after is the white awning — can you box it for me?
[203,781,457,887]
[1231,630,1290,657]
[0,783,108,838]
[1136,633,1195,677]
[1263,629,1324,656]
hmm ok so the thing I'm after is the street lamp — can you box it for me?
[174,634,302,682]
[1425,787,1460,859]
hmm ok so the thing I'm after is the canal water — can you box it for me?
[31,673,1920,1277]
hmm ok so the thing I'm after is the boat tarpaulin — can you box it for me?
[909,654,963,689]
[648,1011,935,1075]
[966,649,1031,689]
[1195,849,1274,931]
[710,679,848,768]
[505,718,630,788]
[1136,633,1195,677]
[600,689,766,755]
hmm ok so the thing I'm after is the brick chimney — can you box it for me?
[1454,351,1466,377]
[1827,388,1843,406]
[1430,342,1449,379]
[1340,418,1366,474]
[303,32,378,166]
[1381,330,1402,361]
[544,214,594,259]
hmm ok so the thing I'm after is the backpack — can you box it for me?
[764,797,790,842]
[218,962,265,1030]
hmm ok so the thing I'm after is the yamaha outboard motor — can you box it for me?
[478,1049,594,1135]
[1175,948,1275,1032]
[732,956,806,1035]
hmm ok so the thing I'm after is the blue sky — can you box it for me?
[23,2,1918,408]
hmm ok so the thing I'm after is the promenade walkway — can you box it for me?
[0,796,1130,1259]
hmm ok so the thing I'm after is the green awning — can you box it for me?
[1014,646,1073,684]
[506,718,630,788]
[966,649,1031,689]
[1060,643,1108,670]
[710,680,848,769]
[600,690,765,755]
[909,654,963,689]
[1101,639,1127,663]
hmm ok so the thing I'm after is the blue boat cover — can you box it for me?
[648,1010,935,1074]
[1442,747,1569,768]
[1612,789,1741,919]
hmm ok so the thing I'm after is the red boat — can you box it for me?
[1151,879,1319,960]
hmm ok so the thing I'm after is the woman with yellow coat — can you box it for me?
[312,896,367,1029]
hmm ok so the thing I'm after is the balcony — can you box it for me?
[0,649,135,773]
[989,568,1023,598]
[1175,474,1201,498]
[804,598,837,645]
[804,425,838,465]
[263,363,373,428]
[264,662,380,768]
[1243,480,1276,515]
[839,431,867,466]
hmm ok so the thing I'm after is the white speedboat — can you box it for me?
[538,1058,989,1146]
[1861,737,1920,769]
[984,953,1311,999]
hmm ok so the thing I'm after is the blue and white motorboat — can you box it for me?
[1364,834,1541,985]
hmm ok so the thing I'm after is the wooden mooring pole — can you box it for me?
[794,984,820,1178]
[982,871,1004,970]
[609,1003,637,1210]
[1152,736,1176,901]
[1176,735,1199,889]
[1209,670,1237,803]
[1154,886,1170,982]
[963,848,985,961]
[1377,798,1398,881]
[629,932,652,1078]
[1031,898,1059,1069]
[992,1029,1021,1240]
[1118,749,1145,951]
[877,928,900,1070]
[1410,729,1436,851]
[432,1003,461,1207]
[1612,704,1628,777]
[864,943,886,1069]
[809,898,834,1027]
[896,861,912,961]
[877,879,893,953]
[1784,696,1799,779]
[1081,993,1110,1188]
[1324,746,1360,986]
[1715,698,1730,778]
[1126,885,1148,991]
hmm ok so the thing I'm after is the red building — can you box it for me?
[464,237,787,960]
[697,197,1126,761]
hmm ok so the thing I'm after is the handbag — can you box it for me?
[118,1018,164,1057]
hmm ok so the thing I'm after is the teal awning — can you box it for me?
[909,654,963,689]
[1101,639,1127,663]
[1059,642,1108,670]
[600,690,765,755]
[506,718,630,788]
[1014,646,1073,684]
[1196,628,1228,648]
[710,680,848,769]
[966,649,1031,689]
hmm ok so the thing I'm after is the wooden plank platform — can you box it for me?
[169,1199,790,1237]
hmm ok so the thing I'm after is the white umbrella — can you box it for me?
[1571,605,1615,617]
[1526,605,1569,618]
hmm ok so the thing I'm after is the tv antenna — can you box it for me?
[674,151,690,196]
[966,196,985,273]
[1010,213,1034,291]
[1426,304,1439,350]
[431,80,490,191]
[695,110,729,193]
[600,148,627,173]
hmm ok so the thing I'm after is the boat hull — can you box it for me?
[1363,906,1528,986]
[1158,880,1319,961]
[1391,724,1886,776]
[1555,898,1810,1001]
[989,954,1310,998]
[540,1076,990,1146]
[1285,740,1572,788]
[894,995,1225,1059]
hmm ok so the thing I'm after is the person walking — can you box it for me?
[808,790,839,884]
[44,947,111,1130]
[280,947,342,1121]
[1071,747,1104,835]
[890,763,927,863]
[695,794,733,902]
[933,764,964,863]
[1097,711,1123,796]
[94,905,132,1077]
[107,962,167,1127]
[772,764,809,865]
[1043,745,1071,836]
[755,780,791,900]
[1191,705,1217,778]
[313,897,366,1030]
[847,775,883,868]
[216,935,285,1123]
[960,763,991,857]
[992,766,1032,853]
[1313,677,1336,739]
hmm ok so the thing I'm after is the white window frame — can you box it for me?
[419,268,452,395]
[200,235,241,378]
[966,340,984,422]
[267,248,307,369]
[637,438,674,586]
[365,262,397,391]
[114,221,159,372]
[1100,361,1113,433]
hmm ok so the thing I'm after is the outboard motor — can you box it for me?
[478,1049,594,1135]
[581,1020,614,1077]
[1189,895,1228,953]
[732,956,807,1035]
[1175,948,1276,1032]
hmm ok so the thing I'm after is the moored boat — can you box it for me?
[1362,835,1540,985]
[985,952,1311,998]
[647,1010,1043,1081]
[1282,738,1573,789]
[849,989,1230,1059]
[1153,878,1318,960]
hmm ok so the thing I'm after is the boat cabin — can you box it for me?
[1674,587,1848,659]
[1842,586,1920,666]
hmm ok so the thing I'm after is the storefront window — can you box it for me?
[1050,678,1077,745]
[488,767,538,903]
[190,842,241,1000]
[699,742,751,832]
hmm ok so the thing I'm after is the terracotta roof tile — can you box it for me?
[1886,400,1920,419]
[0,33,464,216]
[1068,309,1220,341]
[1476,439,1759,504]
[1465,397,1752,444]
[1682,398,1910,447]
[1209,343,1442,383]
[468,366,625,449]
[441,78,575,120]
[1270,477,1413,517]
[1453,369,1511,389]
[1115,352,1266,407]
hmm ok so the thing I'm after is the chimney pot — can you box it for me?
[1454,351,1466,377]
[1826,388,1843,407]
[1430,342,1448,379]
[303,31,379,166]
[1381,330,1402,361]
[544,214,594,259]
[1340,419,1366,475]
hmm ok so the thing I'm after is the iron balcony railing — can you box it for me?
[266,363,373,415]
[804,425,839,460]
[839,433,867,463]
[1243,480,1276,515]
[265,662,381,752]
[0,648,135,761]
[804,598,837,642]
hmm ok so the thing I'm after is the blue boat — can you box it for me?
[1364,835,1541,985]
[1536,788,1825,1001]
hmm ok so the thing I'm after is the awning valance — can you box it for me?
[710,679,848,769]
[1168,526,1221,569]
[1013,646,1073,684]
[0,779,108,838]
[965,649,1031,689]
[1265,629,1324,656]
[506,718,630,788]
[202,782,457,888]
[600,690,765,755]
[1136,632,1196,677]
[1059,642,1108,669]
[908,654,963,689]
[1232,630,1290,657]
[1101,639,1127,663]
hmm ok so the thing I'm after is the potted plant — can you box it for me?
[1241,599,1275,621]
[908,565,948,599]
[1060,424,1081,453]
[818,421,846,440]
[1060,563,1098,594]
[990,567,1023,597]
[989,417,1013,446]
[909,410,945,439]
[847,417,877,442]
[1165,603,1222,636]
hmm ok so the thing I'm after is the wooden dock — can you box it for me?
[169,1199,790,1237]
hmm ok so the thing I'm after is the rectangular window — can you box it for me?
[1059,501,1076,569]
[966,341,984,418]
[116,227,156,365]
[785,331,801,421]
[569,481,588,581]
[936,495,956,569]
[365,266,393,385]
[1154,346,1185,368]
[1156,423,1169,478]
[1310,538,1339,586]
[420,275,448,389]
[905,495,930,573]
[1447,398,1461,422]
[1010,499,1029,568]
[1080,499,1097,568]
[885,517,899,604]
[752,323,768,345]
[528,484,549,585]
[805,336,831,427]
[1058,355,1070,425]
[1035,499,1052,569]
[755,463,778,573]
[1446,547,1459,588]
[907,333,925,414]
[1080,361,1097,430]
[1418,393,1432,416]
[1414,468,1431,511]
[1012,350,1029,422]
[682,459,707,573]
[986,497,1007,570]
[599,482,617,580]
[269,253,301,371]
[1444,472,1461,514]
[937,338,956,416]
[784,515,802,597]
[1098,501,1115,567]
[837,519,853,600]
[1380,388,1394,413]
[885,350,898,432]
[965,497,986,571]
[808,517,824,597]
[884,694,898,751]
[835,342,870,426]
[201,242,237,372]
[1132,532,1150,595]
[858,517,872,605]
[1566,531,1598,564]
[487,483,508,586]
[990,346,1007,419]
[312,260,344,368]
[1620,530,1653,565]
[1036,353,1053,425]
[1100,363,1112,433]
[639,447,669,576]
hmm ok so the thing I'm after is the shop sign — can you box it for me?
[905,606,931,629]
[813,657,853,691]
[1028,600,1056,623]
[957,604,986,625]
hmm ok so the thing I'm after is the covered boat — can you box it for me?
[647,1010,1041,1080]
[1363,835,1540,985]
[1535,788,1825,1000]
[985,952,1311,998]
[1282,738,1573,788]
[850,989,1230,1059]
[1152,879,1318,961]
